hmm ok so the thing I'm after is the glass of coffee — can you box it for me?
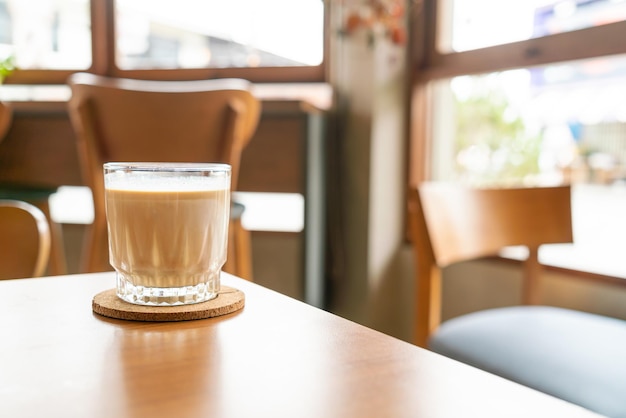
[103,162,231,306]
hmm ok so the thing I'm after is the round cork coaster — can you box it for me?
[92,286,245,322]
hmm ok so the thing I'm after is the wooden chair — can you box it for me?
[409,182,626,418]
[0,101,66,275]
[0,199,51,279]
[67,72,260,280]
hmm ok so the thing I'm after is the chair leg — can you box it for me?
[35,200,67,276]
[224,217,253,281]
[81,217,113,274]
[233,218,253,281]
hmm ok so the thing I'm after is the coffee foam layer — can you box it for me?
[105,172,230,192]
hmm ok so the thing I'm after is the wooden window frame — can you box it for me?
[407,1,626,285]
[4,0,329,85]
[409,0,626,186]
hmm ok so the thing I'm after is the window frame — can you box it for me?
[3,0,329,85]
[409,0,626,186]
[407,1,626,283]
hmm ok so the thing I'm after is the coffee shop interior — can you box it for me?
[2,0,626,416]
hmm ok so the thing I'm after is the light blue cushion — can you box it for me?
[429,306,626,418]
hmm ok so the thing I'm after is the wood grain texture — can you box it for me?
[0,272,601,418]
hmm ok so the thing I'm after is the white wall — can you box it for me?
[329,15,416,340]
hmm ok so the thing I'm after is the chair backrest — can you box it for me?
[0,199,51,279]
[408,182,574,347]
[67,72,261,272]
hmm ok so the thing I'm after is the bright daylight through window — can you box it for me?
[0,0,91,70]
[427,0,626,277]
[114,0,324,70]
[433,0,626,187]
[0,0,324,71]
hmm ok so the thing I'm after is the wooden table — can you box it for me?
[0,272,601,418]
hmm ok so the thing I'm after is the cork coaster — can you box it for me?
[92,286,245,322]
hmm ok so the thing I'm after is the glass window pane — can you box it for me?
[439,0,626,53]
[114,0,324,70]
[0,0,91,70]
[431,54,626,186]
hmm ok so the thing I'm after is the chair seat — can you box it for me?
[231,200,245,220]
[429,306,626,418]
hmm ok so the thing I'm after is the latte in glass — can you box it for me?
[104,163,231,306]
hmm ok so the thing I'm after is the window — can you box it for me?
[114,0,323,70]
[411,0,626,277]
[0,0,326,85]
[439,0,626,53]
[430,54,626,186]
[0,0,91,70]
[412,0,626,186]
